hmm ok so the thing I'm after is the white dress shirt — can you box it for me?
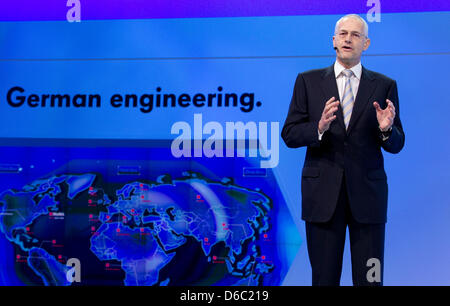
[318,61,362,140]
[334,60,362,102]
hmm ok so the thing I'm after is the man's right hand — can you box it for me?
[318,97,340,134]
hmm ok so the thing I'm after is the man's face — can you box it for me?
[333,17,370,66]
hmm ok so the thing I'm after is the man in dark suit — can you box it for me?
[281,14,405,286]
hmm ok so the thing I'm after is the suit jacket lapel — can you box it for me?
[320,65,346,131]
[346,66,377,135]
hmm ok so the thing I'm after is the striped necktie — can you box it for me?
[341,69,354,130]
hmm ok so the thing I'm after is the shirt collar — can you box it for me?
[334,60,362,80]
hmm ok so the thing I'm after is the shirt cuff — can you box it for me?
[318,129,324,141]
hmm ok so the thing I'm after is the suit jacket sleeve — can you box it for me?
[281,73,321,149]
[379,80,405,154]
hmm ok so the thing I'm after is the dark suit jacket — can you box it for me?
[281,64,405,224]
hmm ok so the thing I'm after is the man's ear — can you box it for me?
[332,35,336,49]
[363,37,371,51]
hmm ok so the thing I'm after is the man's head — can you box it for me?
[332,14,371,68]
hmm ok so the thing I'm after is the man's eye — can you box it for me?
[352,33,361,38]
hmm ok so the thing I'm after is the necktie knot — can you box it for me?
[342,69,353,78]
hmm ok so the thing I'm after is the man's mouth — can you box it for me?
[342,46,353,51]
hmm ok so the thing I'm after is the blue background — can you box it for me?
[0,10,449,285]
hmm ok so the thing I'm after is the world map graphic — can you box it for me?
[0,146,300,286]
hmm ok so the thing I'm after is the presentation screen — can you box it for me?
[0,1,449,286]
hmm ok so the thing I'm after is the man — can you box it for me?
[281,14,405,286]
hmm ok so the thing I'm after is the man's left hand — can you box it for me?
[373,99,396,131]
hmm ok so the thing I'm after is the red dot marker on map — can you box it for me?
[52,240,56,244]
[16,255,20,259]
[213,256,217,260]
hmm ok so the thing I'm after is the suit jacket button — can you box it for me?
[344,141,348,146]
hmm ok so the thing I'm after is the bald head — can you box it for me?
[335,14,368,37]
